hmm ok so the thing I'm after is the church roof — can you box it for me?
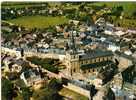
[80,61,113,70]
[79,49,113,60]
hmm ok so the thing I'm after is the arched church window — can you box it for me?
[73,68,76,72]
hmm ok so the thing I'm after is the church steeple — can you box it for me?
[65,30,77,54]
[65,30,79,77]
[69,30,77,54]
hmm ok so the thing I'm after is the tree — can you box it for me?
[114,6,124,18]
[21,87,32,100]
[103,87,115,100]
[2,78,14,100]
[26,57,59,73]
[78,3,85,12]
[102,4,107,8]
[32,88,63,100]
[117,6,124,12]
[86,84,97,100]
[48,78,63,91]
[11,25,19,32]
[122,65,135,83]
[115,59,119,66]
[132,11,136,18]
[81,15,93,24]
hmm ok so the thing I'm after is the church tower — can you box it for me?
[65,30,80,76]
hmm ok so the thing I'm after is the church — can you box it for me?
[64,31,114,77]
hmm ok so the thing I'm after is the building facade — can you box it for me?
[64,31,114,77]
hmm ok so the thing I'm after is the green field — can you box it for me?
[7,16,69,28]
[88,2,136,15]
[1,2,47,8]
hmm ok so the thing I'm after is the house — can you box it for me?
[104,26,114,35]
[64,31,70,38]
[103,7,112,13]
[97,62,118,84]
[11,58,25,72]
[114,31,126,36]
[108,42,120,52]
[20,68,43,86]
[110,73,123,90]
[124,50,132,55]
[56,25,64,32]
[98,37,129,52]
[69,20,80,26]
[132,51,136,59]
[89,77,103,88]
[36,43,49,48]
[9,63,22,73]
[93,88,106,100]
[79,26,87,32]
[95,17,106,32]
[87,25,97,32]
[114,51,133,70]
[2,55,24,73]
[2,56,15,71]
[111,82,136,100]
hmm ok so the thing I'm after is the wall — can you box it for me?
[63,83,90,99]
[115,55,133,71]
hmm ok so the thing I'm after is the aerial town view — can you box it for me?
[1,2,136,100]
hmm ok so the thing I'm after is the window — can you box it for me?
[73,68,76,72]
[94,59,96,63]
[83,70,86,74]
[80,61,83,65]
[104,57,107,61]
[89,60,92,63]
[92,59,95,63]
[76,55,79,59]
[83,61,86,64]
[88,60,90,64]
[100,57,103,62]
[96,58,99,62]
[109,56,112,60]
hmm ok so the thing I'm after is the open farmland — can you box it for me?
[87,2,136,15]
[1,2,47,8]
[7,16,69,28]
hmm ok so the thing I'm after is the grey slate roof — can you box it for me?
[80,61,113,70]
[79,49,113,60]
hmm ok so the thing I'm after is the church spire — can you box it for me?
[69,30,77,54]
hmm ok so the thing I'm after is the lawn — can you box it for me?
[59,87,88,100]
[7,16,69,28]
